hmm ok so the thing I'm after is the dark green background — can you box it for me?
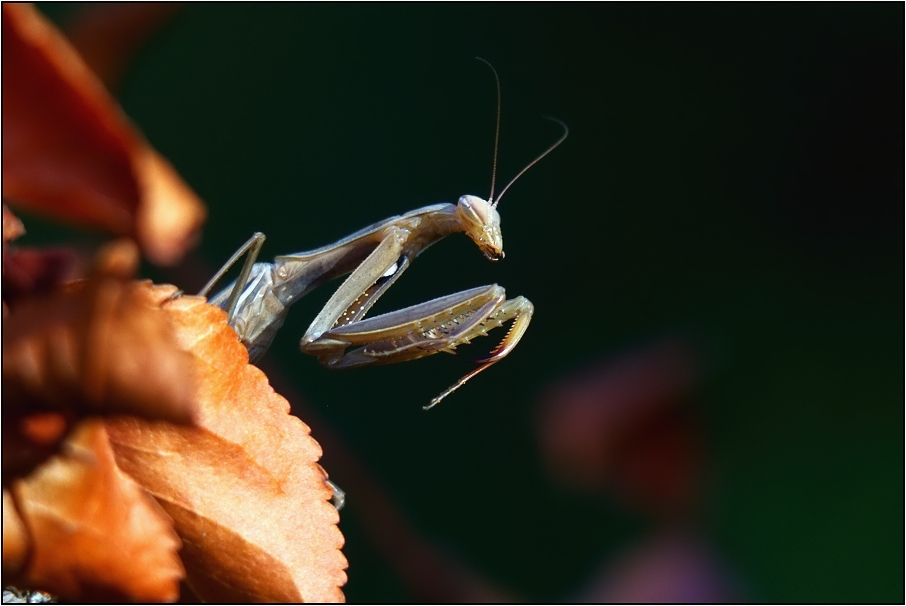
[34,3,904,602]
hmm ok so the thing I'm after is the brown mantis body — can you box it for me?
[200,61,566,409]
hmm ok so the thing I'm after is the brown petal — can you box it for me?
[1,3,205,265]
[107,293,348,602]
[8,419,184,602]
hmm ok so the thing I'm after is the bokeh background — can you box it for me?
[29,3,904,602]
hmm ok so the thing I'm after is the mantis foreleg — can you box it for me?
[297,226,417,340]
[305,283,534,408]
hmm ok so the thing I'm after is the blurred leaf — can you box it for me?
[3,201,82,310]
[573,530,737,603]
[2,490,29,578]
[3,206,25,244]
[106,287,348,602]
[8,419,184,602]
[1,3,205,265]
[536,338,704,513]
[3,246,80,306]
[2,6,344,600]
[65,2,183,91]
[3,256,198,480]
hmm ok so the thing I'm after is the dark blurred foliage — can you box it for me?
[30,3,904,602]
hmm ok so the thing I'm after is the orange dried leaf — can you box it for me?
[19,412,69,447]
[2,489,30,578]
[1,3,205,265]
[8,420,184,602]
[106,287,348,602]
[3,410,72,487]
[3,276,198,422]
[89,237,140,280]
[3,274,198,479]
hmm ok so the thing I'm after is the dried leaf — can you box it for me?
[89,237,140,280]
[3,275,197,421]
[3,246,80,305]
[3,272,198,479]
[3,411,72,487]
[2,490,29,578]
[2,207,83,307]
[106,287,348,602]
[8,419,184,602]
[1,3,205,265]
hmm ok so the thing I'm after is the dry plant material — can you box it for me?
[4,278,347,601]
[2,246,80,306]
[3,260,198,480]
[2,206,81,307]
[6,420,184,602]
[1,3,205,265]
[2,233,199,601]
[106,285,348,602]
[2,6,345,600]
[3,206,80,310]
[2,490,29,577]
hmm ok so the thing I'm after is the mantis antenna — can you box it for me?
[475,56,502,205]
[493,117,569,209]
[474,58,569,209]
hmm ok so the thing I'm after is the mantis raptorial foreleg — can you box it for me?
[201,59,566,408]
[301,226,409,342]
[320,285,535,408]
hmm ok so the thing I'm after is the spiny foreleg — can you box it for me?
[425,295,533,409]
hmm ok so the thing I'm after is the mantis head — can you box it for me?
[454,59,568,263]
[458,194,504,261]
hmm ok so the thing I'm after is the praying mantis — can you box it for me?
[199,60,567,409]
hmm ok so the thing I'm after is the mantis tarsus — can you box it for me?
[200,60,567,409]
